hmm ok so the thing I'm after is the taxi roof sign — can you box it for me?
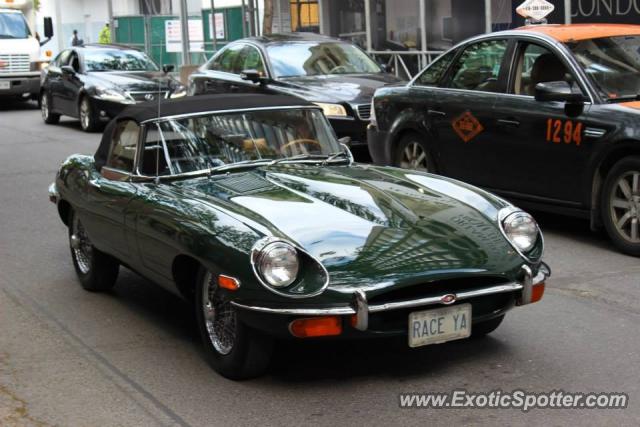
[516,0,555,22]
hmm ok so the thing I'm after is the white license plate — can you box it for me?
[0,81,10,90]
[408,303,471,348]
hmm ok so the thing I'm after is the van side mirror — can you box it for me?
[240,69,263,84]
[43,17,53,39]
[535,81,585,104]
[162,64,175,74]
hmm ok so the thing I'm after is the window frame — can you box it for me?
[412,48,459,88]
[441,37,512,94]
[104,119,142,178]
[506,38,591,100]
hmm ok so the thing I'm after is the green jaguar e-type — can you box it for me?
[49,93,550,379]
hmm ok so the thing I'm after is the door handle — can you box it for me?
[497,118,520,127]
[427,109,446,117]
[229,84,240,92]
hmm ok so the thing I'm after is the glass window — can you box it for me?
[84,49,159,72]
[512,43,572,96]
[447,39,508,92]
[107,120,140,173]
[0,12,30,39]
[568,36,640,102]
[290,0,319,32]
[267,42,381,78]
[415,49,457,87]
[143,109,340,176]
[237,45,265,75]
[209,44,244,74]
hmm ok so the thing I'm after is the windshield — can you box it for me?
[84,49,160,72]
[0,12,30,39]
[568,35,640,101]
[267,42,381,78]
[140,108,342,176]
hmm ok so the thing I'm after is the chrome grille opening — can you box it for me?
[368,276,510,305]
[356,103,371,120]
[128,91,169,103]
[0,54,30,74]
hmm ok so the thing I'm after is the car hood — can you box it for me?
[274,73,402,105]
[170,164,523,287]
[88,71,173,92]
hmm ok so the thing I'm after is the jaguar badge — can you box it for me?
[440,294,457,305]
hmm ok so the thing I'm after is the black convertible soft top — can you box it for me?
[94,93,315,170]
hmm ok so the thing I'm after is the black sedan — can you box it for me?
[188,33,401,150]
[368,24,640,256]
[40,44,185,132]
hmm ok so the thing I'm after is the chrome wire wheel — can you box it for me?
[399,141,429,171]
[70,215,93,275]
[41,93,49,120]
[80,98,90,130]
[202,272,236,355]
[610,171,640,243]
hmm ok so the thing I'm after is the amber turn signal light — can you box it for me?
[290,316,342,338]
[218,274,240,291]
[531,283,545,303]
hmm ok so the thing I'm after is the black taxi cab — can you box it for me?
[368,24,640,256]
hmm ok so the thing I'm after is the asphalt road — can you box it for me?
[1,101,639,427]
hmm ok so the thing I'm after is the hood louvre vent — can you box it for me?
[214,172,275,194]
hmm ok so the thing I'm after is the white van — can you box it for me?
[0,0,53,100]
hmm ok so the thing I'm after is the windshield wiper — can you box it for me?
[208,159,273,175]
[321,151,350,166]
[268,154,329,166]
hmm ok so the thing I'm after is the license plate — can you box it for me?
[0,81,10,90]
[408,303,471,348]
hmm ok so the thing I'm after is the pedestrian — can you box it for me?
[98,23,110,44]
[70,29,82,46]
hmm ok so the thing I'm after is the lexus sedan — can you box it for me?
[40,44,185,132]
[49,93,549,379]
[188,33,402,151]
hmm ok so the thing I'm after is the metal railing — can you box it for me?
[368,50,444,80]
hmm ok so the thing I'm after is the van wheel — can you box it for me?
[394,132,437,173]
[601,156,640,256]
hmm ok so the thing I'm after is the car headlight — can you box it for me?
[95,86,134,104]
[314,102,348,117]
[256,241,300,288]
[502,211,539,253]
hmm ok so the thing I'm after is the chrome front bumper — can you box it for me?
[232,264,550,331]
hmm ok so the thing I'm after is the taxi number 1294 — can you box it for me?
[546,119,583,146]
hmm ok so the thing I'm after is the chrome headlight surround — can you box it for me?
[313,102,348,118]
[250,236,329,298]
[94,86,135,104]
[498,207,543,261]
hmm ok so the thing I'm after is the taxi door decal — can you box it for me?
[546,119,582,146]
[452,111,484,143]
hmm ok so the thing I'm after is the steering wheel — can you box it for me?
[279,139,322,155]
[328,65,349,74]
